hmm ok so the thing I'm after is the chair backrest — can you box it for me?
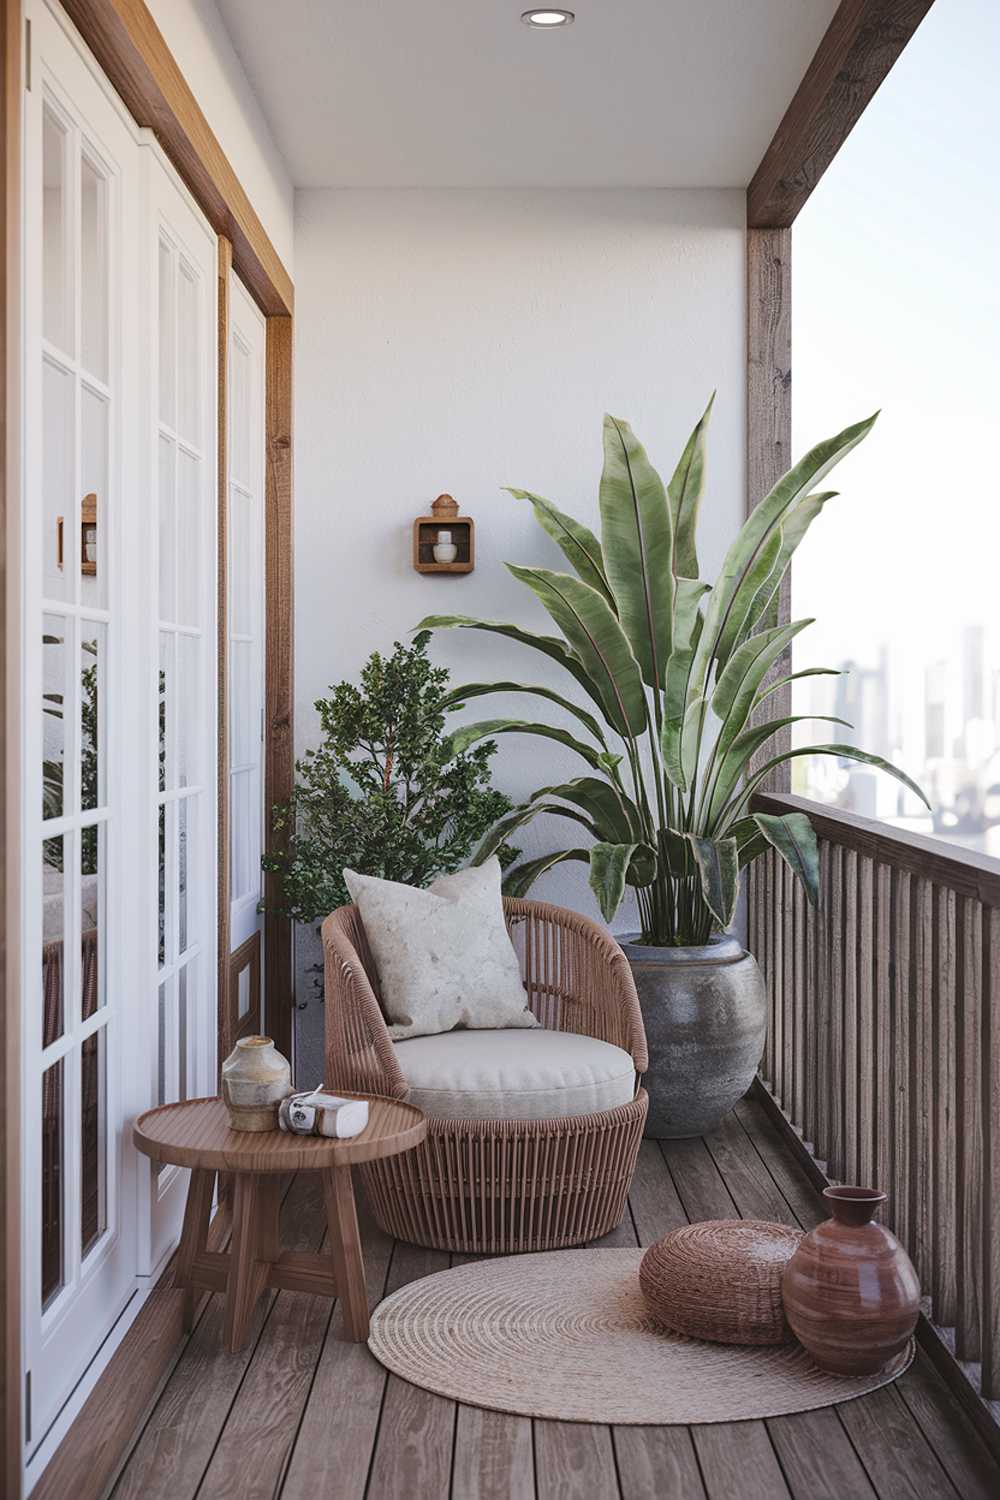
[327,902,384,1005]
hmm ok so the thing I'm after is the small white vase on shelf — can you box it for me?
[433,529,458,564]
[221,1035,292,1131]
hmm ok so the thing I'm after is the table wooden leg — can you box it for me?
[324,1165,369,1342]
[257,1174,282,1263]
[174,1167,216,1332]
[224,1174,271,1353]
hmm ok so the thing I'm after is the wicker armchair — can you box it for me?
[322,896,648,1254]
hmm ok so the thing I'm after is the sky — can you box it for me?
[790,0,1000,678]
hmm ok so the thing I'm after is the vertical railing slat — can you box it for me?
[956,895,983,1361]
[857,855,875,1191]
[782,858,794,1115]
[982,906,1000,1397]
[910,878,933,1288]
[892,869,912,1249]
[875,862,894,1213]
[792,875,806,1129]
[842,847,859,1185]
[804,847,819,1153]
[828,844,845,1178]
[931,885,957,1328]
[815,841,831,1164]
[771,847,784,1106]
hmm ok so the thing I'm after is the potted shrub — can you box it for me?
[418,402,926,1137]
[264,630,518,951]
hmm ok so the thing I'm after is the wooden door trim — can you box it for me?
[2,3,22,1493]
[217,236,232,1069]
[57,0,292,316]
[747,0,935,228]
[263,316,293,1063]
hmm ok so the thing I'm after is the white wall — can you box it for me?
[292,187,746,1069]
[145,0,294,273]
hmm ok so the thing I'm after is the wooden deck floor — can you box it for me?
[109,1095,1000,1500]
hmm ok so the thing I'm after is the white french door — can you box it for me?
[22,0,217,1462]
[227,272,267,1032]
[144,142,219,1270]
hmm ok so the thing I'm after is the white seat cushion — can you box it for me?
[394,1028,636,1122]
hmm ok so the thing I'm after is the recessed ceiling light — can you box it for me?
[521,9,575,28]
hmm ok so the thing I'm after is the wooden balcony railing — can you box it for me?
[747,791,1000,1406]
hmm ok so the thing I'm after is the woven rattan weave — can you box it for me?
[640,1218,803,1345]
[322,897,648,1254]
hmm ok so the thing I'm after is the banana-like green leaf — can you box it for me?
[662,825,692,876]
[713,526,783,670]
[685,834,739,930]
[443,718,606,771]
[440,680,609,749]
[753,811,820,906]
[589,841,637,923]
[667,394,714,580]
[705,715,850,829]
[679,695,708,791]
[721,743,930,830]
[529,776,641,845]
[710,619,815,775]
[471,801,599,865]
[742,491,836,641]
[505,566,647,737]
[502,848,590,899]
[599,415,674,688]
[712,619,813,724]
[505,488,614,607]
[692,414,877,691]
[661,579,709,789]
[729,816,768,869]
[416,613,611,713]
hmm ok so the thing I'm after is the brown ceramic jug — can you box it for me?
[781,1186,919,1375]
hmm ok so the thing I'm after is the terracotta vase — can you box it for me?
[782,1185,920,1375]
[221,1035,292,1131]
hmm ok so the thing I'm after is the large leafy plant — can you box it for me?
[418,403,927,945]
[264,632,517,923]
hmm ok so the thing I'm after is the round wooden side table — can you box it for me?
[133,1092,426,1353]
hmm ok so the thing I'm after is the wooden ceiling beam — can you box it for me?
[747,0,935,228]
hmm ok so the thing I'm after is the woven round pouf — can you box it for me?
[640,1219,803,1345]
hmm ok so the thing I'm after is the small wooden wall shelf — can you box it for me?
[413,494,474,574]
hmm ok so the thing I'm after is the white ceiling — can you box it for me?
[215,0,839,190]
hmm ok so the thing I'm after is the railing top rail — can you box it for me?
[752,792,1000,908]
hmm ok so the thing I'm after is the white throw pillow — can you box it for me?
[343,859,538,1041]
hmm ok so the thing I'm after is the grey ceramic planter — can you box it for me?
[618,932,766,1139]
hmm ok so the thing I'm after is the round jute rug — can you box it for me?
[367,1249,912,1424]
